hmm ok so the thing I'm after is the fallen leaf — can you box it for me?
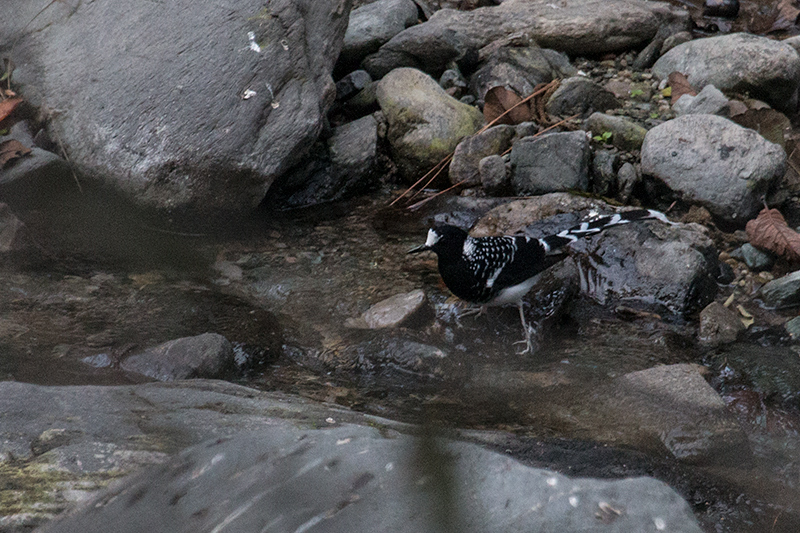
[483,86,531,126]
[667,72,697,105]
[770,0,800,32]
[0,139,32,168]
[730,108,791,148]
[0,96,23,125]
[745,207,800,262]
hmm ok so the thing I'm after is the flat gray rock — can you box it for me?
[641,114,786,223]
[5,0,351,215]
[652,33,800,113]
[38,426,703,533]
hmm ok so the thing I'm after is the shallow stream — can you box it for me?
[1,190,799,532]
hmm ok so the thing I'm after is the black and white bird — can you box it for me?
[408,209,673,353]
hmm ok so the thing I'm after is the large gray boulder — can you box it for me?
[364,0,688,77]
[652,33,800,113]
[376,68,484,181]
[4,0,352,215]
[641,114,786,224]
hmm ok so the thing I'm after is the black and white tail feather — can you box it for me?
[409,209,673,354]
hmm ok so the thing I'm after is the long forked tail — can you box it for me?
[539,209,674,254]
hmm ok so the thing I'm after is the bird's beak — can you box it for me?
[407,244,430,254]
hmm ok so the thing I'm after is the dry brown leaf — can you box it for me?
[730,108,790,149]
[0,96,23,126]
[668,72,697,105]
[770,0,800,32]
[745,207,800,263]
[0,139,32,168]
[483,86,532,126]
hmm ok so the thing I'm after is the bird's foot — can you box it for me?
[513,323,538,355]
[457,304,486,319]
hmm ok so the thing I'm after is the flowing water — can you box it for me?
[1,189,799,532]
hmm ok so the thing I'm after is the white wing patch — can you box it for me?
[463,237,476,258]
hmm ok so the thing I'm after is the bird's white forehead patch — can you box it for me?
[425,228,441,248]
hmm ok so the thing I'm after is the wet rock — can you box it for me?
[120,333,234,382]
[510,131,590,196]
[545,77,621,118]
[641,114,786,224]
[672,84,730,116]
[4,0,351,215]
[339,0,419,70]
[609,364,751,465]
[269,114,380,208]
[759,270,800,308]
[0,203,27,253]
[0,379,409,526]
[376,68,484,181]
[469,46,574,101]
[568,219,718,315]
[785,316,800,340]
[585,112,648,152]
[336,70,373,101]
[699,302,745,346]
[337,336,446,376]
[0,142,74,211]
[708,344,800,406]
[448,125,515,186]
[730,243,775,271]
[345,289,428,329]
[617,162,639,203]
[478,155,509,195]
[591,149,619,197]
[652,33,800,113]
[37,424,703,533]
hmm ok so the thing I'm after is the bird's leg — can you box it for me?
[513,301,536,355]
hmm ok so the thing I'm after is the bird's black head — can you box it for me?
[408,224,468,257]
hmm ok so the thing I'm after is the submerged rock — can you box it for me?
[345,289,429,329]
[120,333,234,382]
[376,68,484,181]
[641,114,786,224]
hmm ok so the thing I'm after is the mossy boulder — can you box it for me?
[376,68,484,182]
